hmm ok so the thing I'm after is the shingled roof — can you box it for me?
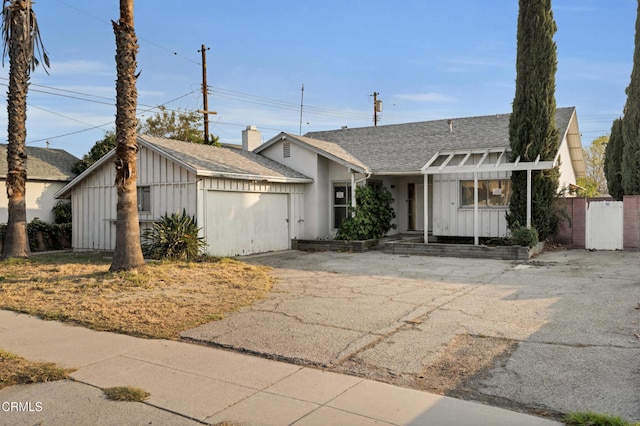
[138,135,311,182]
[0,144,78,181]
[260,133,370,174]
[303,107,577,174]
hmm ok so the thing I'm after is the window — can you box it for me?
[137,186,151,212]
[333,183,352,228]
[460,179,511,208]
[367,180,383,191]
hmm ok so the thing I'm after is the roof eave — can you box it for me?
[253,132,283,154]
[136,136,199,175]
[370,170,423,176]
[562,108,587,179]
[273,133,370,174]
[196,170,312,183]
[54,149,117,199]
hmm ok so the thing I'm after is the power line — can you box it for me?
[27,122,113,145]
[53,0,201,66]
[0,77,115,102]
[5,75,371,132]
[211,86,370,121]
[0,80,200,113]
[29,104,101,128]
[26,90,202,145]
[28,87,115,106]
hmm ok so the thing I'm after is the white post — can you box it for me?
[424,173,429,244]
[526,169,532,228]
[196,178,208,253]
[350,169,356,217]
[474,171,479,245]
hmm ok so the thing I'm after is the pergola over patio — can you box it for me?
[421,147,558,245]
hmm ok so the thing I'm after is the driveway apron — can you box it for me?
[182,249,640,422]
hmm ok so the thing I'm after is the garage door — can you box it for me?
[205,191,289,256]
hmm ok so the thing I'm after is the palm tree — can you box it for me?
[110,0,145,271]
[1,0,49,259]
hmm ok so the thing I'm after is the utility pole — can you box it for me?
[372,92,382,127]
[198,44,216,143]
[299,84,304,135]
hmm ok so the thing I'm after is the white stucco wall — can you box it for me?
[556,135,577,192]
[261,140,347,238]
[261,139,407,238]
[0,180,67,223]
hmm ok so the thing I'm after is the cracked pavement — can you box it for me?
[181,249,640,422]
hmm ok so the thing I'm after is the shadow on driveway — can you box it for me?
[182,249,640,422]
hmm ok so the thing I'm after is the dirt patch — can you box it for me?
[411,334,564,420]
[414,334,517,394]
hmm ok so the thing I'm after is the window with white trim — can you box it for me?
[460,179,511,208]
[333,183,352,228]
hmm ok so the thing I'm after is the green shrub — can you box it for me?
[336,185,396,241]
[0,219,71,252]
[510,226,539,247]
[52,200,72,224]
[142,209,207,260]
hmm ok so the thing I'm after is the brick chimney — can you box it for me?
[242,125,261,152]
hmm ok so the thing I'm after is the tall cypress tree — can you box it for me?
[604,118,624,200]
[621,0,640,194]
[507,0,559,240]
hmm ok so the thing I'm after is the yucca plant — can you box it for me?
[142,209,207,260]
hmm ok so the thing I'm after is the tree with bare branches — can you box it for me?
[1,0,49,259]
[110,0,145,271]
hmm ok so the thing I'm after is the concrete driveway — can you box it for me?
[182,249,640,422]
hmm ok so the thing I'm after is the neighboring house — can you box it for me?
[55,128,312,256]
[0,144,78,223]
[256,106,586,244]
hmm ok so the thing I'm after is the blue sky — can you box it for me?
[0,0,636,159]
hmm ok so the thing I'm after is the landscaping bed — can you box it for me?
[291,238,380,253]
[383,240,545,260]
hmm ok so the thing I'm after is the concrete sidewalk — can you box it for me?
[0,310,560,426]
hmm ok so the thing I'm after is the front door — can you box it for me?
[415,183,425,230]
[407,180,432,233]
[408,183,425,231]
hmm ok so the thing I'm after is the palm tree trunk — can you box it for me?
[2,0,31,259]
[109,0,144,271]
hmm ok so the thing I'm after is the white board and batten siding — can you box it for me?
[586,200,623,250]
[431,170,510,239]
[72,145,198,251]
[71,162,117,251]
[138,145,198,222]
[70,144,306,256]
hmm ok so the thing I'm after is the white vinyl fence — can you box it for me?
[585,200,623,250]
